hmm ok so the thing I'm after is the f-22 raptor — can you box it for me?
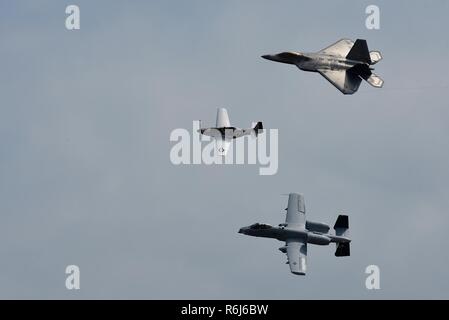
[262,38,383,94]
[239,193,351,275]
[198,108,263,156]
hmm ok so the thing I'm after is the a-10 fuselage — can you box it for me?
[239,224,350,246]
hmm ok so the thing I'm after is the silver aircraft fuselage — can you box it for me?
[262,39,383,94]
[200,126,243,139]
[238,224,350,246]
[262,52,365,72]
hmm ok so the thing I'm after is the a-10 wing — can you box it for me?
[285,193,306,228]
[285,239,307,275]
[283,194,307,275]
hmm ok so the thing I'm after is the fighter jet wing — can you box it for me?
[319,39,354,57]
[318,69,362,95]
[216,138,231,156]
[286,239,307,275]
[285,193,306,228]
[216,108,231,127]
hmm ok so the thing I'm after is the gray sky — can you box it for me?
[1,0,449,299]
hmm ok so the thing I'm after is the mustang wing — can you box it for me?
[216,108,230,127]
[215,138,231,156]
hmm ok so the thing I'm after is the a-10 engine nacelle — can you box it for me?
[279,232,331,249]
[307,233,331,245]
[305,221,330,234]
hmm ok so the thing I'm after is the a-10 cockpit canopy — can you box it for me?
[249,223,273,230]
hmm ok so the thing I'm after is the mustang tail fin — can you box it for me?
[346,39,371,64]
[252,122,263,137]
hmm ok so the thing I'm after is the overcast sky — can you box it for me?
[1,0,449,299]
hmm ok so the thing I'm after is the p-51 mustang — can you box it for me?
[239,193,351,275]
[262,38,383,94]
[198,108,263,156]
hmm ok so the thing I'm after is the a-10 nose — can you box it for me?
[238,227,247,234]
[261,54,273,60]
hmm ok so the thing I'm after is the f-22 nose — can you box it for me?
[261,53,297,65]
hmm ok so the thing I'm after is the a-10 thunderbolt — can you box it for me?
[262,38,383,94]
[238,193,351,275]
